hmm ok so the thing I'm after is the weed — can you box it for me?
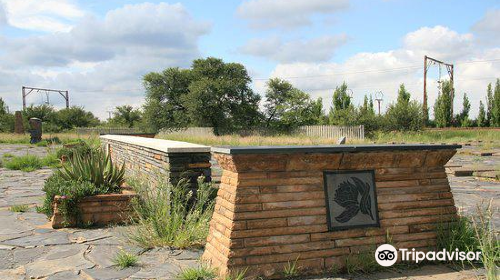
[5,155,42,172]
[2,153,14,158]
[177,265,216,280]
[127,176,216,249]
[471,200,499,280]
[345,252,380,275]
[113,250,138,268]
[283,256,300,278]
[42,152,61,168]
[225,268,248,280]
[436,214,479,266]
[9,204,29,212]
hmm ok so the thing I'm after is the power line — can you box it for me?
[56,58,500,94]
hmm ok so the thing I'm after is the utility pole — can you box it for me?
[375,91,383,115]
[22,86,69,110]
[423,55,454,119]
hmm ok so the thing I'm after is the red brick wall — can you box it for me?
[51,193,136,228]
[202,149,458,279]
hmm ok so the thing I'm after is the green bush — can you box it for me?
[5,155,43,172]
[57,149,125,193]
[56,140,92,160]
[40,175,99,218]
[128,176,216,249]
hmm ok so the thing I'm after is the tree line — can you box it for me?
[0,57,499,134]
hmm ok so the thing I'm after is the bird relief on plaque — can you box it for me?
[323,170,380,231]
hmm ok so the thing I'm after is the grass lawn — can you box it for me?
[0,132,99,146]
[158,129,500,147]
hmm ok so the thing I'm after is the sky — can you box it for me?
[0,0,499,119]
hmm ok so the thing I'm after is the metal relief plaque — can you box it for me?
[323,170,380,231]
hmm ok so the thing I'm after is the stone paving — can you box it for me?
[0,144,497,279]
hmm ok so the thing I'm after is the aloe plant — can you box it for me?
[57,148,125,192]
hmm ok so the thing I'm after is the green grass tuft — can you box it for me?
[112,250,138,268]
[5,155,43,172]
[9,204,29,212]
[177,265,216,280]
[283,256,300,278]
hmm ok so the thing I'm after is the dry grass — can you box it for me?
[0,132,98,145]
[158,134,365,146]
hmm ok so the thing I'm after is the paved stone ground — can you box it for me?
[0,144,497,279]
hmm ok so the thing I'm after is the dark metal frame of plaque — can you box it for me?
[323,170,380,231]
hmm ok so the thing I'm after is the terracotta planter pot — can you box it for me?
[51,191,137,229]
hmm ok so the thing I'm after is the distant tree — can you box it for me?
[143,67,192,131]
[357,94,381,133]
[0,98,8,115]
[183,57,261,135]
[433,80,453,128]
[0,98,14,132]
[458,93,471,127]
[263,78,324,132]
[54,106,100,130]
[477,101,487,127]
[492,79,500,127]
[486,83,493,126]
[143,57,261,135]
[110,105,142,128]
[385,84,424,131]
[22,104,56,122]
[329,82,357,125]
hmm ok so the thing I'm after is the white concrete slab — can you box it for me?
[100,135,210,153]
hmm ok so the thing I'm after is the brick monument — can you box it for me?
[202,144,460,279]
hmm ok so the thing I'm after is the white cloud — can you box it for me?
[472,9,500,46]
[237,0,349,29]
[403,25,474,61]
[0,2,210,118]
[261,26,500,118]
[241,34,349,63]
[0,0,84,32]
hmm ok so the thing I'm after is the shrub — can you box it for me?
[127,176,216,248]
[57,149,125,193]
[56,140,92,160]
[113,250,138,268]
[40,175,99,219]
[5,155,43,172]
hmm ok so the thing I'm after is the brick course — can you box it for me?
[202,149,459,279]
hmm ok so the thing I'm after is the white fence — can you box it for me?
[75,127,146,135]
[160,125,364,140]
[297,125,364,140]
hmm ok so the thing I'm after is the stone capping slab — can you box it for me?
[100,135,210,153]
[211,144,462,155]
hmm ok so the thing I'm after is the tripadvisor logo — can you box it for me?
[375,244,482,266]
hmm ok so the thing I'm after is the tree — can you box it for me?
[492,79,500,127]
[110,105,142,128]
[22,104,56,122]
[0,98,8,115]
[0,98,14,132]
[329,82,357,125]
[143,57,261,134]
[263,78,324,132]
[143,67,192,131]
[433,80,453,128]
[183,57,261,134]
[458,93,471,127]
[477,101,487,127]
[385,84,424,131]
[53,106,100,130]
[486,83,493,126]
